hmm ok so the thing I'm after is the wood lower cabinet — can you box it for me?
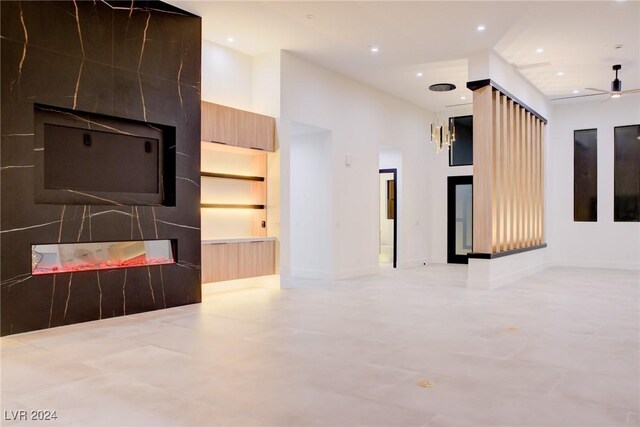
[201,240,275,283]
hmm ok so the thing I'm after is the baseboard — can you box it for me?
[290,269,332,280]
[202,274,281,294]
[397,259,427,268]
[332,265,380,280]
[552,260,640,271]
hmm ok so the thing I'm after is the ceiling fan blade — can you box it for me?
[515,61,552,71]
[445,102,473,108]
[621,88,640,94]
[550,93,607,101]
[585,87,610,94]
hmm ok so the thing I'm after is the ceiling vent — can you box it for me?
[429,83,456,92]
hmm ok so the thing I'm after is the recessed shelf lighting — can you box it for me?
[536,48,544,53]
[227,36,235,43]
[370,46,379,53]
[416,72,423,77]
[573,89,579,94]
[477,25,486,32]
[557,71,564,76]
[612,94,621,98]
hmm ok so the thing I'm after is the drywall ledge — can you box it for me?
[467,247,550,290]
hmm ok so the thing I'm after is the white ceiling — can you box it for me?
[171,1,640,112]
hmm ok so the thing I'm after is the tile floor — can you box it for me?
[1,266,638,426]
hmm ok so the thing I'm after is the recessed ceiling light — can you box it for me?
[536,48,544,53]
[612,94,621,98]
[460,96,467,100]
[305,14,314,19]
[557,71,564,76]
[572,90,579,94]
[477,25,486,32]
[416,72,423,77]
[227,36,235,43]
[370,46,379,53]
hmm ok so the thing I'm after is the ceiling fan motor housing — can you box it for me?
[612,78,622,92]
[612,64,622,92]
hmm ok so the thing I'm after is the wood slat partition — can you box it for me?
[471,84,546,255]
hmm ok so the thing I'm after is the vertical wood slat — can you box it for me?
[532,116,537,244]
[472,86,494,254]
[520,111,524,247]
[525,112,532,247]
[516,104,521,248]
[501,94,509,251]
[540,123,545,243]
[535,116,540,244]
[509,99,516,250]
[492,90,500,252]
[532,112,536,245]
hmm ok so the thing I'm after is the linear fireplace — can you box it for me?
[32,240,176,275]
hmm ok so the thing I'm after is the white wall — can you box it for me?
[201,40,253,109]
[549,96,640,269]
[280,52,432,280]
[290,126,333,277]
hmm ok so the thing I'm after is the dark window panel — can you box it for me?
[574,129,598,222]
[449,115,473,166]
[614,125,640,222]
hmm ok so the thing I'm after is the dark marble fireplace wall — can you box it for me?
[0,1,202,336]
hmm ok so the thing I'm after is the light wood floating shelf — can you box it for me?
[201,203,265,209]
[200,172,264,182]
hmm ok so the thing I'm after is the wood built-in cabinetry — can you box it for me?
[201,101,276,152]
[201,101,277,283]
[201,239,275,283]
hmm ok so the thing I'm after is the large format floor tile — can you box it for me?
[1,266,638,426]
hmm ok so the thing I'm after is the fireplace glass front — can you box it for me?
[31,240,176,275]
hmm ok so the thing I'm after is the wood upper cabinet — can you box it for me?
[201,101,275,152]
[201,102,238,145]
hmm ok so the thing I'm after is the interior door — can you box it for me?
[447,176,473,264]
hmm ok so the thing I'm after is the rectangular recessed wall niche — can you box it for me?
[574,129,598,222]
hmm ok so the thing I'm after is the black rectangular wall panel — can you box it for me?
[614,125,640,222]
[574,129,598,222]
[0,0,202,336]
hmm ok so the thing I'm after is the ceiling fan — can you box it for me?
[585,64,640,98]
[551,64,640,101]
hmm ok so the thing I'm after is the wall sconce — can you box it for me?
[430,118,455,153]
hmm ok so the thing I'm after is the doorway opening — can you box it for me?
[379,169,397,268]
[290,122,333,279]
[447,175,473,264]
